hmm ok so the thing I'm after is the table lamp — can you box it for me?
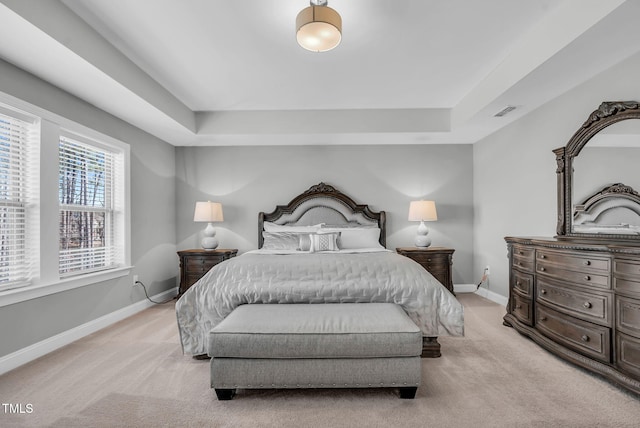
[194,201,224,250]
[408,200,437,247]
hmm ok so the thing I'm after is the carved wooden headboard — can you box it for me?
[258,182,386,248]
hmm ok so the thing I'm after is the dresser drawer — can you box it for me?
[614,277,640,297]
[614,259,640,297]
[616,295,640,337]
[512,270,533,298]
[536,250,610,273]
[616,332,640,378]
[536,304,611,363]
[512,245,535,273]
[536,262,610,289]
[513,257,534,273]
[536,277,612,327]
[405,252,448,268]
[614,259,640,279]
[512,294,533,326]
[512,245,534,260]
[185,256,221,273]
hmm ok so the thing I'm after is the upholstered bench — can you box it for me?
[209,303,422,400]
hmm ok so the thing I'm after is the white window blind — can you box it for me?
[0,108,36,289]
[59,135,122,276]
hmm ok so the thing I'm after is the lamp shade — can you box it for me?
[296,4,342,52]
[408,200,438,222]
[193,201,224,223]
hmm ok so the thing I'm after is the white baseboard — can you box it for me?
[0,288,177,376]
[474,286,508,307]
[454,283,478,294]
[455,283,508,307]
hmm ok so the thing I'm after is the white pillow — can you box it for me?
[263,221,324,233]
[319,227,383,249]
[309,232,340,252]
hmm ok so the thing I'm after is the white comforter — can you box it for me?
[175,250,464,355]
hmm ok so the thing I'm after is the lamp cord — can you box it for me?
[135,280,175,304]
[476,268,489,290]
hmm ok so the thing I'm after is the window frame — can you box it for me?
[0,92,131,309]
[0,105,38,291]
[58,132,121,277]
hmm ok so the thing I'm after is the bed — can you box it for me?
[175,182,464,357]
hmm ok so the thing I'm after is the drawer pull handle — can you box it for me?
[516,281,521,286]
[583,302,592,309]
[540,289,547,295]
[540,316,547,321]
[581,335,590,342]
[583,260,591,266]
[539,267,546,272]
[515,304,522,310]
[540,254,546,259]
[517,262,522,266]
[584,275,591,281]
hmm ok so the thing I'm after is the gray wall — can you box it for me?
[176,144,475,285]
[0,59,177,358]
[473,51,640,298]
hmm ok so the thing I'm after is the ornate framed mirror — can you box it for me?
[555,101,640,241]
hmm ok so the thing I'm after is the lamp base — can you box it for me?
[414,221,431,247]
[201,223,219,250]
[201,237,219,250]
[414,235,432,248]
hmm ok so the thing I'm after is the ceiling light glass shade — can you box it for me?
[296,5,342,52]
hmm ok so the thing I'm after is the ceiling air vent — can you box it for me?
[493,105,517,117]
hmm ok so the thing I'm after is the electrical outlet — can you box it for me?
[133,275,139,287]
[485,265,490,275]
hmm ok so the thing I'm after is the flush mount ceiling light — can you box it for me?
[296,0,342,52]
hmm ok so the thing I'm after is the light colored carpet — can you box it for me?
[0,294,638,427]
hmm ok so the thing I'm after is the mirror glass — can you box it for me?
[572,120,640,235]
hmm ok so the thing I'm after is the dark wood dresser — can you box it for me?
[396,247,455,295]
[177,249,237,296]
[504,237,640,394]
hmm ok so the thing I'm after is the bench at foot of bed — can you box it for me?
[209,303,423,400]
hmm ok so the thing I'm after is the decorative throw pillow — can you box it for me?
[309,232,340,252]
[298,233,313,251]
[319,227,383,249]
[262,232,301,250]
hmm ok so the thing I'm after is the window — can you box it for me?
[59,134,124,276]
[0,94,130,306]
[0,107,37,290]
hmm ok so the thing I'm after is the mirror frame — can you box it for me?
[554,100,640,241]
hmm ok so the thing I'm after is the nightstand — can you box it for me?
[177,249,238,296]
[396,247,455,295]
